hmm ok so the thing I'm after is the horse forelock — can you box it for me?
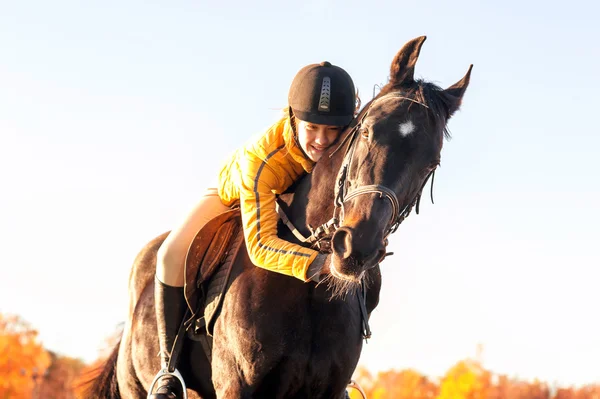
[378,80,453,141]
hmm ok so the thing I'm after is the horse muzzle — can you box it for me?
[330,226,386,278]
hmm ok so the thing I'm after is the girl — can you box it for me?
[149,61,357,399]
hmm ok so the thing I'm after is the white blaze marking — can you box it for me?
[398,120,415,137]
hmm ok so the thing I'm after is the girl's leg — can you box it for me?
[156,188,230,287]
[149,188,229,398]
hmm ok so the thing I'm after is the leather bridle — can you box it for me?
[278,92,436,252]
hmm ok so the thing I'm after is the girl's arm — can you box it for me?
[238,151,323,281]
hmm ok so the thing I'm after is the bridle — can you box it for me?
[278,91,436,252]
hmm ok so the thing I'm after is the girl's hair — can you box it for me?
[285,108,301,157]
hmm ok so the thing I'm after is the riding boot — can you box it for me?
[148,277,187,399]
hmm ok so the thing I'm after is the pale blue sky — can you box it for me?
[1,0,599,387]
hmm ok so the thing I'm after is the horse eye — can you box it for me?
[360,128,369,139]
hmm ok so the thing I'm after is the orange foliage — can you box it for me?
[350,366,438,399]
[38,352,86,399]
[490,375,551,399]
[3,312,600,399]
[374,369,438,399]
[437,360,492,399]
[0,313,51,398]
[351,359,599,399]
[349,367,375,399]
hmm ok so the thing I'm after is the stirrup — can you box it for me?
[147,368,188,399]
[347,379,368,399]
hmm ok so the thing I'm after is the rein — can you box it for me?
[278,92,434,250]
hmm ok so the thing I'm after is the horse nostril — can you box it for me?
[332,227,353,259]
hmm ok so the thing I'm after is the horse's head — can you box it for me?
[327,36,472,282]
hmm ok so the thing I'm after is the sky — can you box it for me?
[1,0,599,388]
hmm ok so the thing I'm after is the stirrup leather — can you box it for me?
[147,368,188,399]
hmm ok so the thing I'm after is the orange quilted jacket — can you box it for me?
[217,116,319,281]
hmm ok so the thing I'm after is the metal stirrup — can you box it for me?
[347,379,368,399]
[147,368,188,399]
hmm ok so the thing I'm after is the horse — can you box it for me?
[87,36,472,399]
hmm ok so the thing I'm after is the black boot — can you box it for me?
[148,277,187,399]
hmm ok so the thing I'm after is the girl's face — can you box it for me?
[296,120,343,162]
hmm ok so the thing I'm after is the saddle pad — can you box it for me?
[204,228,245,336]
[184,208,241,312]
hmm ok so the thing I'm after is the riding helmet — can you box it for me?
[288,61,356,126]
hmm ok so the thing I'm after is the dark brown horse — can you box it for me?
[87,36,472,399]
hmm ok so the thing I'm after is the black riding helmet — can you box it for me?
[288,61,356,126]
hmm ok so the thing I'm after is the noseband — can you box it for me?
[277,92,435,251]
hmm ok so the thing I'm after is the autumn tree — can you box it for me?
[571,385,600,399]
[437,360,492,399]
[37,352,86,399]
[348,361,598,399]
[489,375,551,399]
[349,366,376,399]
[553,386,600,399]
[372,369,438,399]
[0,313,51,399]
[349,366,439,399]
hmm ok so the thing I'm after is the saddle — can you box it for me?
[183,208,243,336]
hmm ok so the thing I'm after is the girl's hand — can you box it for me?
[308,253,331,282]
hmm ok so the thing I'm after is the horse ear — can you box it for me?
[444,64,473,117]
[389,36,427,86]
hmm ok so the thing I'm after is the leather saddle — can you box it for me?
[184,208,242,317]
[162,208,243,371]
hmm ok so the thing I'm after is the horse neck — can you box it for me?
[282,125,355,236]
[303,135,349,226]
